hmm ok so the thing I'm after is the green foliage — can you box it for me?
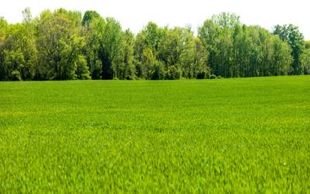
[273,24,305,74]
[271,35,292,75]
[0,18,7,80]
[36,9,84,80]
[3,49,24,80]
[199,14,293,78]
[301,48,310,74]
[0,17,8,42]
[0,9,308,80]
[134,22,164,79]
[82,14,105,79]
[160,27,208,79]
[211,12,241,29]
[135,24,209,80]
[141,47,158,79]
[199,14,237,77]
[1,23,37,80]
[0,76,309,192]
[118,30,136,80]
[75,55,90,80]
[100,18,123,79]
[305,40,310,49]
[82,10,101,27]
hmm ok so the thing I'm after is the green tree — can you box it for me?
[303,40,310,74]
[117,30,136,80]
[82,10,101,27]
[159,27,209,79]
[134,22,164,79]
[0,9,307,80]
[2,49,24,80]
[141,47,157,79]
[76,55,91,79]
[198,20,220,77]
[100,18,123,79]
[1,14,37,81]
[0,17,9,80]
[82,11,105,79]
[301,46,310,74]
[271,36,292,75]
[274,24,305,74]
[158,27,182,79]
[199,13,240,77]
[179,28,198,78]
[193,38,209,79]
[305,40,310,49]
[36,9,87,80]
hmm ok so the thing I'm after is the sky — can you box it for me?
[0,0,309,39]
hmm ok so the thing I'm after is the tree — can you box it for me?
[199,13,240,77]
[301,41,310,74]
[178,28,198,78]
[22,8,32,23]
[36,9,87,80]
[0,17,8,80]
[1,16,37,80]
[76,55,91,79]
[0,9,307,80]
[305,40,310,49]
[200,14,292,78]
[274,24,305,74]
[198,19,221,76]
[192,38,209,79]
[159,27,209,79]
[271,36,292,75]
[83,13,134,80]
[100,18,123,79]
[118,30,136,80]
[82,10,101,27]
[134,22,164,79]
[303,40,310,74]
[140,47,158,79]
[82,11,105,79]
[2,49,24,80]
[158,27,182,79]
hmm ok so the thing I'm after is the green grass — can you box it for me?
[0,76,309,193]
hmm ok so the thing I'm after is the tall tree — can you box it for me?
[0,9,307,80]
[271,35,292,75]
[100,18,123,79]
[82,11,104,79]
[117,30,136,80]
[199,13,240,77]
[82,10,101,27]
[134,22,165,79]
[302,40,310,74]
[0,9,37,81]
[0,17,8,80]
[193,38,209,79]
[36,9,88,80]
[274,24,305,74]
[158,27,182,79]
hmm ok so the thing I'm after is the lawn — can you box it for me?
[0,76,309,193]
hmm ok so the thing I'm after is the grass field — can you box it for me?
[0,76,309,193]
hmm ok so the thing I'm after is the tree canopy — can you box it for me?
[0,9,309,81]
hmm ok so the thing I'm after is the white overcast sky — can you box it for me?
[0,0,309,39]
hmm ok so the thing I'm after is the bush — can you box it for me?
[166,65,181,80]
[209,74,217,79]
[76,55,91,80]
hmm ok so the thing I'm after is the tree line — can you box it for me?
[0,9,309,81]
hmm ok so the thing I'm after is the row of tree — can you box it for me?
[0,9,309,81]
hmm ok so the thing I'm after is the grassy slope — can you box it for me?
[0,76,309,193]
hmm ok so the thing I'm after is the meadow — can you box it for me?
[0,76,309,193]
